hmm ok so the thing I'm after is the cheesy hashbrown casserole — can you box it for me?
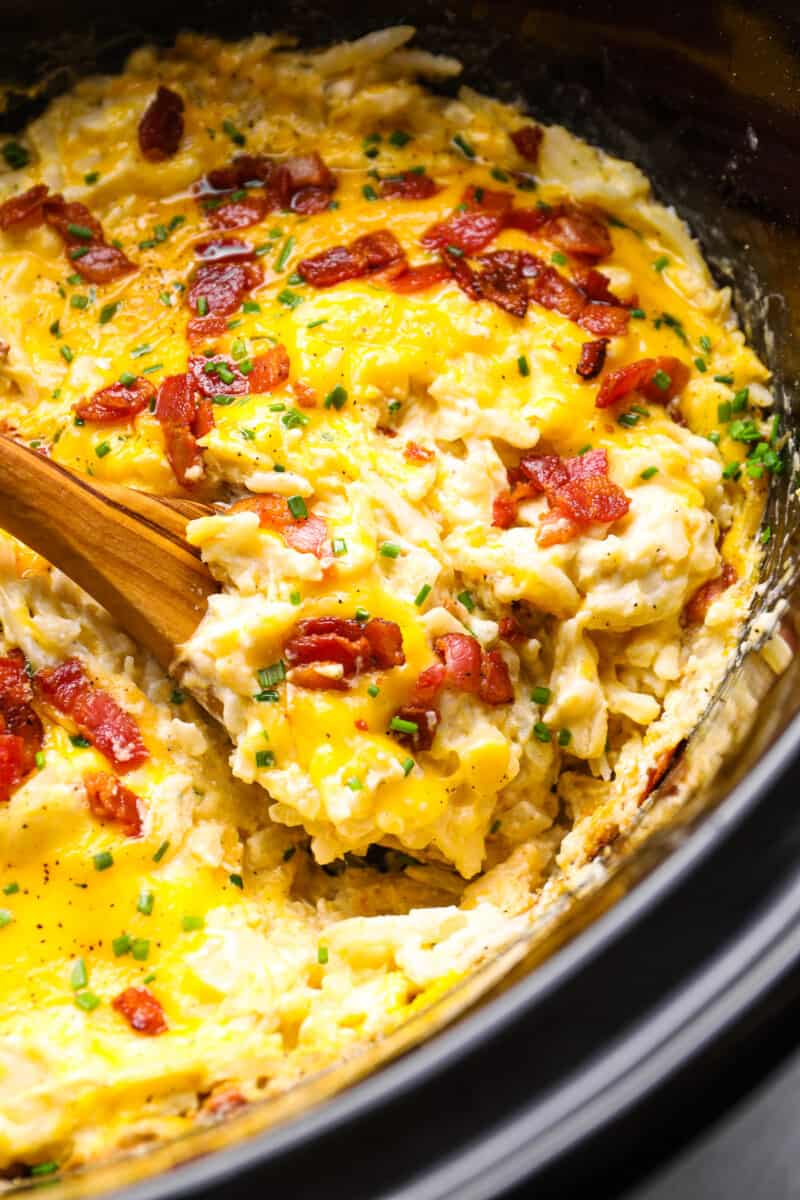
[0,25,782,1177]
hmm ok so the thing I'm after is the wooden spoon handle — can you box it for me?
[0,436,217,670]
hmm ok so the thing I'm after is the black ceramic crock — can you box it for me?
[1,2,800,1196]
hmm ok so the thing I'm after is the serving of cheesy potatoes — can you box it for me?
[0,25,780,1178]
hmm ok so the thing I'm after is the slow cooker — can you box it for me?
[1,1,799,1196]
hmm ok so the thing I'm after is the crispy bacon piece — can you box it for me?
[433,634,514,705]
[474,252,529,318]
[35,658,148,772]
[411,661,446,705]
[283,616,405,690]
[205,155,272,192]
[249,346,290,393]
[494,448,630,543]
[498,616,523,641]
[203,1087,248,1119]
[272,153,336,210]
[0,650,44,801]
[187,260,262,316]
[380,171,440,200]
[187,313,229,344]
[155,373,208,487]
[510,125,544,164]
[461,185,514,214]
[528,264,586,321]
[572,266,625,307]
[504,206,551,235]
[422,210,506,256]
[112,987,168,1035]
[544,207,612,260]
[208,194,270,232]
[578,303,630,337]
[576,338,609,380]
[389,263,451,294]
[298,230,406,289]
[595,356,691,409]
[404,441,435,464]
[73,377,155,424]
[442,250,482,301]
[188,353,249,397]
[71,243,137,285]
[390,704,439,752]
[227,494,329,557]
[292,381,317,408]
[682,562,737,626]
[42,196,103,244]
[194,237,255,263]
[84,770,143,837]
[138,86,184,162]
[480,649,515,704]
[0,184,49,231]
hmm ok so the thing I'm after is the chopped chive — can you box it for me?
[307,318,328,329]
[699,335,712,353]
[283,846,296,862]
[379,542,401,558]
[287,495,308,519]
[222,118,246,146]
[652,369,671,391]
[457,590,475,612]
[212,394,235,405]
[640,466,659,480]
[713,373,734,385]
[242,300,261,314]
[290,589,301,605]
[558,727,572,747]
[67,222,93,240]
[196,296,209,316]
[550,251,567,266]
[694,357,707,372]
[355,607,370,623]
[141,363,163,375]
[131,937,150,961]
[0,909,12,929]
[318,945,329,965]
[70,294,89,310]
[401,757,415,776]
[257,661,286,688]
[732,387,749,412]
[112,933,131,956]
[517,354,530,377]
[630,307,646,319]
[35,750,46,769]
[346,776,363,791]
[69,246,89,259]
[362,184,378,201]
[131,343,152,358]
[445,244,464,257]
[95,440,111,458]
[722,460,742,480]
[159,291,172,307]
[388,400,402,414]
[617,411,639,428]
[255,750,275,769]
[152,840,170,863]
[389,130,412,147]
[332,537,348,556]
[277,289,303,309]
[533,722,551,743]
[490,818,502,834]
[708,431,721,445]
[653,255,669,272]
[368,684,380,698]
[70,958,88,989]
[2,141,30,169]
[139,238,157,250]
[2,882,19,895]
[452,133,476,158]
[531,686,551,705]
[760,525,772,545]
[99,301,119,324]
[49,319,60,337]
[253,688,279,702]
[75,991,100,1012]
[324,385,348,410]
[182,914,204,932]
[137,890,154,916]
[390,716,418,734]
[718,400,732,422]
[275,236,295,271]
[60,345,74,364]
[93,849,113,871]
[229,873,244,889]
[414,583,431,607]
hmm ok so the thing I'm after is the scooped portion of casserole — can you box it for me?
[0,25,777,1175]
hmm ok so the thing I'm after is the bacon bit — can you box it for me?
[510,125,544,164]
[433,633,514,705]
[422,209,506,256]
[0,184,49,231]
[504,206,551,235]
[187,260,262,316]
[498,616,522,641]
[42,196,103,244]
[42,192,136,283]
[227,494,329,557]
[474,252,529,318]
[112,987,168,1035]
[375,424,398,438]
[138,86,184,162]
[682,562,737,626]
[283,616,405,690]
[205,155,272,192]
[73,377,155,424]
[641,740,686,801]
[572,266,624,306]
[411,661,446,705]
[495,448,630,543]
[272,153,336,211]
[529,264,586,321]
[194,237,255,262]
[545,208,612,260]
[298,229,406,289]
[208,194,270,231]
[248,345,290,393]
[578,303,630,337]
[187,354,249,397]
[156,374,208,487]
[380,171,440,200]
[389,263,451,294]
[72,243,137,285]
[390,704,439,751]
[492,489,522,530]
[187,313,229,344]
[442,250,482,301]
[291,187,334,215]
[480,649,515,704]
[576,338,609,380]
[0,649,44,801]
[84,770,143,837]
[355,718,368,732]
[596,356,691,409]
[203,1088,248,1120]
[461,185,514,214]
[35,658,148,772]
[404,441,435,464]
[292,381,317,408]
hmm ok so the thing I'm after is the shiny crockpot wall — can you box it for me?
[0,4,799,1199]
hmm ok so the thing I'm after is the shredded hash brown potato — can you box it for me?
[0,26,777,1176]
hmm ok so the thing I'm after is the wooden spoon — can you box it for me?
[0,434,217,671]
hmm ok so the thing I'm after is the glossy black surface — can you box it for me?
[1,2,799,1196]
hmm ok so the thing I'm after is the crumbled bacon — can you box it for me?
[576,338,609,380]
[572,266,625,306]
[187,354,249,397]
[208,194,270,232]
[510,125,544,164]
[545,208,612,260]
[461,185,514,214]
[390,704,439,752]
[577,303,630,337]
[292,381,317,408]
[187,313,229,344]
[474,252,529,318]
[404,441,435,464]
[138,86,184,162]
[422,209,506,256]
[389,263,451,294]
[480,649,515,704]
[0,649,44,802]
[682,562,737,626]
[112,987,168,1035]
[0,184,49,231]
[84,770,143,837]
[35,658,148,772]
[203,1087,248,1119]
[494,448,630,544]
[504,206,551,235]
[4,188,138,283]
[498,616,523,641]
[248,346,290,393]
[227,494,329,557]
[411,662,446,705]
[442,250,482,301]
[155,373,209,487]
[298,230,406,288]
[283,616,405,690]
[380,171,440,200]
[194,237,256,262]
[73,377,155,424]
[595,356,691,409]
[187,260,262,316]
[198,152,336,226]
[528,263,586,321]
[433,634,514,705]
